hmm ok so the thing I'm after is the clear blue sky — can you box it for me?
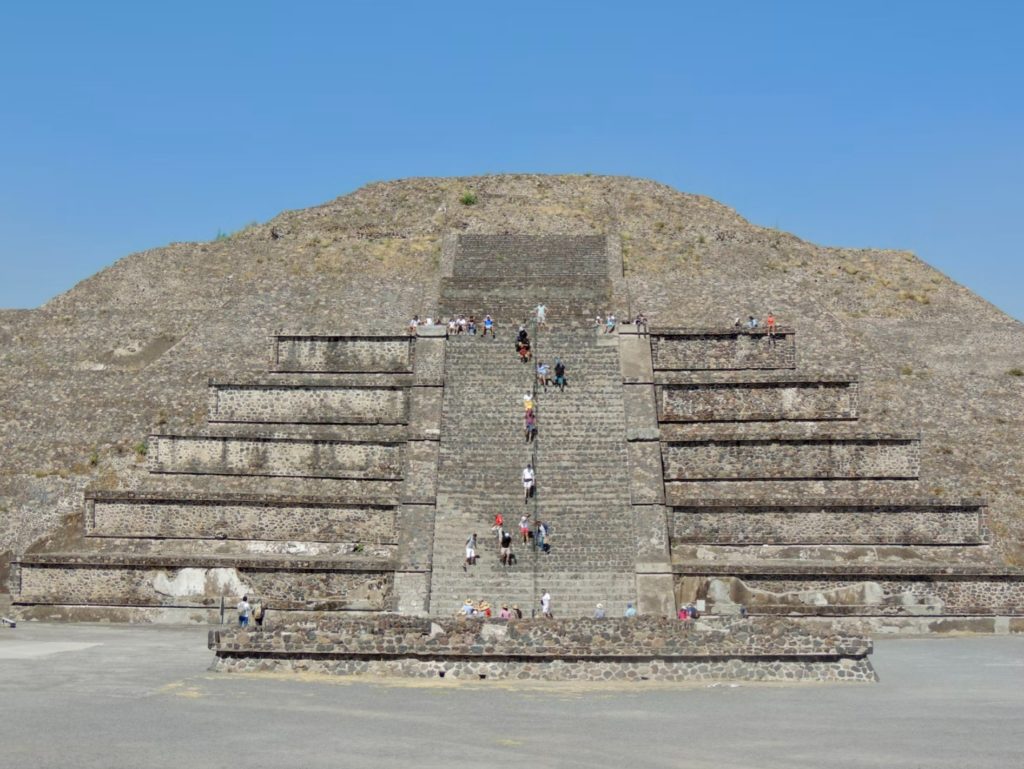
[2,1,1021,319]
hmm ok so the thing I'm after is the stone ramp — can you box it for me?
[209,615,877,683]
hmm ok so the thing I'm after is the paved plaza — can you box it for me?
[1,623,1022,769]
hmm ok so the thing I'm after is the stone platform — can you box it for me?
[208,616,876,683]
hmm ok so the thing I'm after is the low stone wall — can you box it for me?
[86,493,397,544]
[670,501,985,545]
[209,616,876,683]
[273,335,413,373]
[675,573,1024,616]
[148,434,404,480]
[209,384,408,425]
[659,380,857,422]
[662,436,920,481]
[15,557,394,611]
[651,330,796,371]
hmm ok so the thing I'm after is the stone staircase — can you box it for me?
[530,328,637,616]
[428,334,538,616]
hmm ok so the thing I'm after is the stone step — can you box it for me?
[657,379,859,423]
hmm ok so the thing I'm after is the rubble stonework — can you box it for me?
[209,616,877,682]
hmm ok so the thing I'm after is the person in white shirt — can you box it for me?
[540,591,552,618]
[522,463,535,504]
[237,595,252,627]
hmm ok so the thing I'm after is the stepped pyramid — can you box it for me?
[3,175,1023,638]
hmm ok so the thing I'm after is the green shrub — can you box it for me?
[1009,368,1024,377]
[133,442,148,458]
[459,192,478,206]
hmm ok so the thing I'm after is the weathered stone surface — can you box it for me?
[209,383,408,425]
[274,335,414,373]
[651,330,796,371]
[209,616,876,683]
[86,492,397,544]
[623,384,660,440]
[628,442,666,504]
[659,380,858,422]
[662,437,920,481]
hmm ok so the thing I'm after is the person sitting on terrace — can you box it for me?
[482,314,495,338]
[467,315,477,334]
[604,313,616,333]
[536,361,551,391]
[458,598,475,617]
[407,315,419,336]
[624,602,637,618]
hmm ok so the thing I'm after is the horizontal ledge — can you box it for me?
[671,563,1024,577]
[274,334,412,342]
[150,433,406,446]
[665,476,920,482]
[85,490,400,507]
[15,553,395,570]
[668,497,986,508]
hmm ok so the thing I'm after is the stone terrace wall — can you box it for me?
[273,336,413,373]
[148,434,404,480]
[662,436,920,481]
[651,330,796,371]
[681,573,1024,616]
[659,380,858,422]
[85,492,397,544]
[209,384,408,425]
[15,557,393,611]
[209,616,876,682]
[670,501,986,545]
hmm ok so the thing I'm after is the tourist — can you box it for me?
[459,598,475,617]
[677,605,689,621]
[624,602,637,618]
[253,601,266,630]
[594,603,606,619]
[517,338,532,363]
[458,315,468,334]
[492,514,503,551]
[237,595,252,627]
[553,358,567,391]
[535,303,547,327]
[604,313,616,334]
[407,316,419,336]
[499,604,511,619]
[766,312,777,347]
[468,315,477,335]
[536,520,549,553]
[511,604,523,619]
[464,532,477,572]
[594,314,604,328]
[536,360,551,391]
[522,463,536,504]
[500,529,513,566]
[540,590,552,619]
[519,514,530,545]
[478,601,492,618]
[447,317,458,335]
[747,315,758,329]
[524,409,537,443]
[483,314,495,338]
[523,392,534,412]
[634,312,648,335]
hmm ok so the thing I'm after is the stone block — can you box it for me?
[628,442,665,505]
[274,336,413,373]
[402,441,439,503]
[408,386,443,440]
[619,334,654,383]
[393,571,430,615]
[632,504,670,562]
[414,337,446,385]
[397,504,435,570]
[636,572,677,617]
[623,384,659,440]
